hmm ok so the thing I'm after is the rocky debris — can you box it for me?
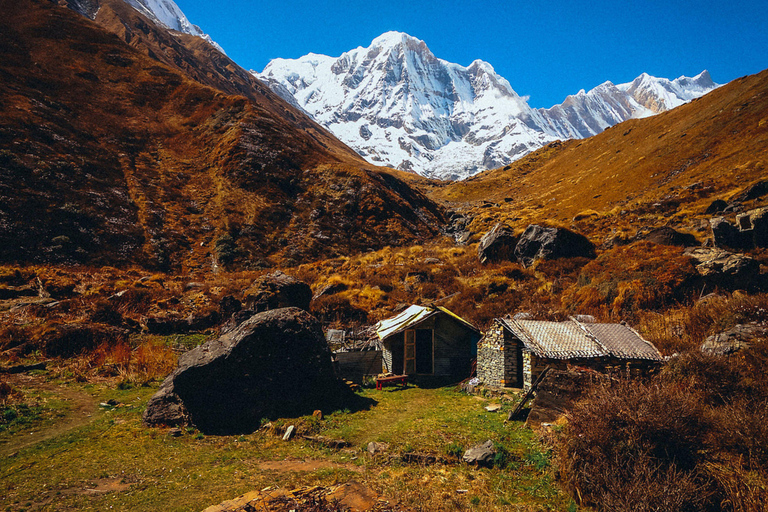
[242,271,312,312]
[514,224,595,267]
[444,212,473,245]
[462,440,495,466]
[478,223,517,264]
[168,428,183,437]
[202,480,394,512]
[526,369,596,428]
[367,441,389,456]
[705,199,728,214]
[684,247,762,290]
[700,324,768,355]
[282,425,295,441]
[484,404,502,412]
[638,226,698,247]
[143,307,354,434]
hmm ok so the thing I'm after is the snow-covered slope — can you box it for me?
[123,0,224,53]
[257,32,719,180]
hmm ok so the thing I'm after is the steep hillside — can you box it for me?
[429,68,768,241]
[0,0,444,271]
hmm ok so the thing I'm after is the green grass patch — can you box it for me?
[0,381,574,511]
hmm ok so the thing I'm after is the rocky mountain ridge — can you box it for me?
[257,32,719,180]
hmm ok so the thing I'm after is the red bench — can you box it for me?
[375,374,408,390]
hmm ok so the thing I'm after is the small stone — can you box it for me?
[168,428,182,437]
[282,425,295,441]
[367,441,389,456]
[312,410,323,420]
[484,404,502,412]
[462,440,496,466]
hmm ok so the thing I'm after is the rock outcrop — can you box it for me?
[477,223,517,264]
[143,307,351,434]
[684,248,762,290]
[514,225,595,267]
[710,207,768,250]
[700,323,767,355]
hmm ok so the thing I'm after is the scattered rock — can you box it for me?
[143,307,355,434]
[242,271,312,312]
[732,179,768,203]
[367,441,389,456]
[701,324,767,355]
[484,404,502,412]
[478,223,517,264]
[312,410,323,420]
[168,428,182,437]
[638,226,698,247]
[514,224,595,267]
[462,440,495,466]
[705,199,729,215]
[312,282,348,300]
[684,247,761,290]
[282,425,295,441]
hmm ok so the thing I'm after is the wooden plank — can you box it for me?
[507,366,551,422]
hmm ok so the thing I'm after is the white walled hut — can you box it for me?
[477,317,664,390]
[375,305,480,379]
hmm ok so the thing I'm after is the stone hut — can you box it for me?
[477,317,663,389]
[375,305,480,380]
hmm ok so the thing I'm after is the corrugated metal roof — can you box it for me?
[498,318,663,361]
[502,319,605,359]
[580,322,663,361]
[375,305,478,341]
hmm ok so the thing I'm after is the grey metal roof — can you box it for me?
[580,322,663,361]
[499,317,663,361]
[502,319,605,359]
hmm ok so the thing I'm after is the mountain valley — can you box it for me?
[1,2,768,512]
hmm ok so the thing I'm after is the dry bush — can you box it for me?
[556,340,768,512]
[561,242,700,320]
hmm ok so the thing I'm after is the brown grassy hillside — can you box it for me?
[406,69,768,243]
[0,0,444,271]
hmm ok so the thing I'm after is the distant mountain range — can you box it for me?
[256,32,719,180]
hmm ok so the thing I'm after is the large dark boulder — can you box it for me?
[747,207,768,248]
[222,271,313,334]
[514,225,595,267]
[143,307,354,434]
[710,217,752,250]
[242,271,312,312]
[477,223,517,264]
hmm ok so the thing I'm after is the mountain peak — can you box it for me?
[370,31,422,48]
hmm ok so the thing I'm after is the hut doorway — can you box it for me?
[405,329,433,374]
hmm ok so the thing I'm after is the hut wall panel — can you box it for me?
[335,351,383,384]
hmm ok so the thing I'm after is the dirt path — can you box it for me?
[0,373,97,457]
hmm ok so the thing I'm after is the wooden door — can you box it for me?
[404,329,416,374]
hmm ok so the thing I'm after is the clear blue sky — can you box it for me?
[176,0,767,108]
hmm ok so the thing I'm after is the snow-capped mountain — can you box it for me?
[124,0,224,53]
[256,32,718,180]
